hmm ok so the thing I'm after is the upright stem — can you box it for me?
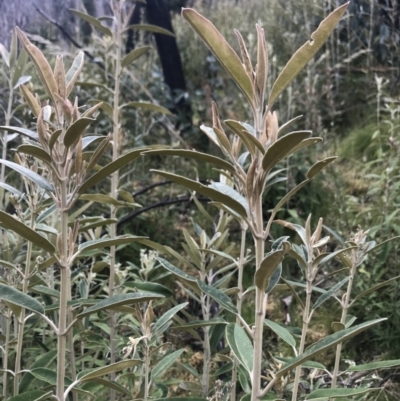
[2,312,11,399]
[292,279,312,401]
[202,287,211,397]
[331,258,356,388]
[13,210,35,395]
[143,340,150,401]
[251,197,265,401]
[231,225,247,401]
[109,2,123,398]
[56,180,69,401]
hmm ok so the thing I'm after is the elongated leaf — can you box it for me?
[77,235,147,254]
[307,156,337,179]
[88,378,132,397]
[277,318,386,377]
[0,211,55,253]
[66,51,84,95]
[79,147,148,193]
[264,319,296,348]
[306,387,377,400]
[0,159,53,191]
[153,302,188,334]
[182,8,254,104]
[32,285,60,298]
[312,276,349,310]
[78,360,142,382]
[197,280,237,314]
[226,323,253,373]
[364,236,400,255]
[353,275,400,304]
[262,131,311,174]
[77,293,163,318]
[288,137,323,157]
[121,47,151,68]
[274,220,307,247]
[225,119,265,154]
[124,281,173,297]
[268,3,349,107]
[156,257,199,289]
[0,283,44,314]
[124,24,175,36]
[347,359,400,372]
[0,182,23,196]
[152,349,185,381]
[0,126,38,140]
[266,263,282,293]
[316,247,356,267]
[143,149,235,173]
[19,350,57,393]
[174,318,227,329]
[209,182,249,215]
[17,144,51,164]
[255,249,285,291]
[7,390,52,401]
[152,170,248,218]
[70,10,112,37]
[31,368,73,386]
[79,194,139,208]
[64,117,95,147]
[154,398,207,401]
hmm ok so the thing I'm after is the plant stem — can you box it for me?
[56,179,69,401]
[2,312,11,399]
[292,278,312,401]
[331,254,356,388]
[144,340,150,401]
[231,225,247,401]
[109,2,123,399]
[251,197,265,401]
[202,284,211,397]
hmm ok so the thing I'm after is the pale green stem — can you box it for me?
[251,197,265,401]
[144,340,150,401]
[67,267,77,401]
[56,179,69,401]
[109,2,123,399]
[331,258,356,388]
[231,225,247,401]
[14,210,35,395]
[292,278,312,401]
[2,312,11,399]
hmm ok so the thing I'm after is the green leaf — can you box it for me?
[274,221,307,247]
[0,182,23,196]
[226,323,253,373]
[312,276,349,310]
[156,257,200,289]
[124,23,175,36]
[77,293,163,318]
[70,10,113,37]
[268,3,349,107]
[154,398,207,401]
[197,280,237,314]
[264,319,296,348]
[78,360,142,381]
[0,126,38,140]
[306,156,337,179]
[209,182,249,215]
[0,211,55,254]
[262,131,311,174]
[266,264,282,293]
[121,47,151,68]
[352,275,400,304]
[31,368,73,386]
[151,349,185,381]
[79,194,140,208]
[306,387,377,400]
[77,235,147,253]
[17,144,51,164]
[87,378,132,397]
[277,318,386,377]
[19,350,57,393]
[255,249,286,291]
[174,318,227,329]
[153,302,188,334]
[79,147,148,193]
[32,285,60,298]
[65,51,84,95]
[347,359,400,372]
[225,119,265,155]
[124,281,173,297]
[182,8,254,104]
[143,149,235,173]
[7,390,52,401]
[152,170,248,218]
[0,159,53,191]
[0,283,44,314]
[64,117,95,147]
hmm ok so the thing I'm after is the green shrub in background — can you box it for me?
[0,1,400,401]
